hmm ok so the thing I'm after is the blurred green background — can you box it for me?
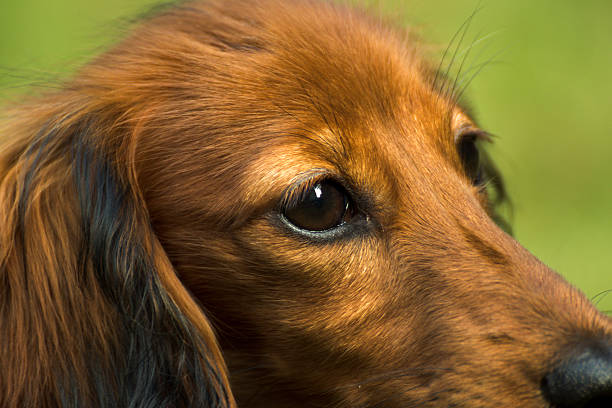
[1,0,610,312]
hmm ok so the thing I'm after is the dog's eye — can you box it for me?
[458,135,484,185]
[283,181,352,232]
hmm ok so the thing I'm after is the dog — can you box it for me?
[1,0,611,406]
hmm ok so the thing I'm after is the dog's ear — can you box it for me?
[0,111,234,407]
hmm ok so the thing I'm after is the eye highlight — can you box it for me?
[282,180,354,232]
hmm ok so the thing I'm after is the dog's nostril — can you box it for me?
[541,340,612,408]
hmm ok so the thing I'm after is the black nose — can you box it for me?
[542,340,612,408]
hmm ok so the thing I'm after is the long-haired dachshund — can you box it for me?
[1,0,611,407]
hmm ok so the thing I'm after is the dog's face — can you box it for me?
[116,1,610,406]
[2,0,611,407]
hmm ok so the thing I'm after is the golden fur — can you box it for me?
[1,1,610,407]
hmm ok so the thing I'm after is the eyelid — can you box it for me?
[279,170,338,210]
[280,177,325,210]
[454,127,492,145]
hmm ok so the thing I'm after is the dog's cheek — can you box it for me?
[224,220,430,380]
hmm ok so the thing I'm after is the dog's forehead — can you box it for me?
[123,0,472,155]
[242,0,468,160]
[131,0,477,221]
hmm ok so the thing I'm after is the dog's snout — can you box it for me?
[542,339,612,408]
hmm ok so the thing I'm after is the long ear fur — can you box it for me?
[0,104,234,407]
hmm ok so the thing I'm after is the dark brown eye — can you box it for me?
[458,135,484,185]
[283,181,352,232]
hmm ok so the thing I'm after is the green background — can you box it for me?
[1,0,610,312]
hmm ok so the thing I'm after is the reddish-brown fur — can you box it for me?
[1,1,611,407]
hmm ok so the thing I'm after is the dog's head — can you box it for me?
[1,1,611,407]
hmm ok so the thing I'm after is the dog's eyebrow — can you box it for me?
[451,109,491,144]
[454,100,478,122]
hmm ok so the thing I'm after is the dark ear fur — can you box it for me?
[0,114,234,407]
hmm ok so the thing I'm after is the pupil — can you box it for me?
[460,139,481,184]
[283,181,348,232]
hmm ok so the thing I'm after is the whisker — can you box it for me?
[592,289,612,306]
[433,3,482,96]
[449,29,483,100]
[336,367,454,390]
[454,48,507,102]
[449,29,503,99]
[438,3,482,98]
[456,29,503,59]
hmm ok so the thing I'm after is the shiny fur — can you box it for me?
[1,1,610,407]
